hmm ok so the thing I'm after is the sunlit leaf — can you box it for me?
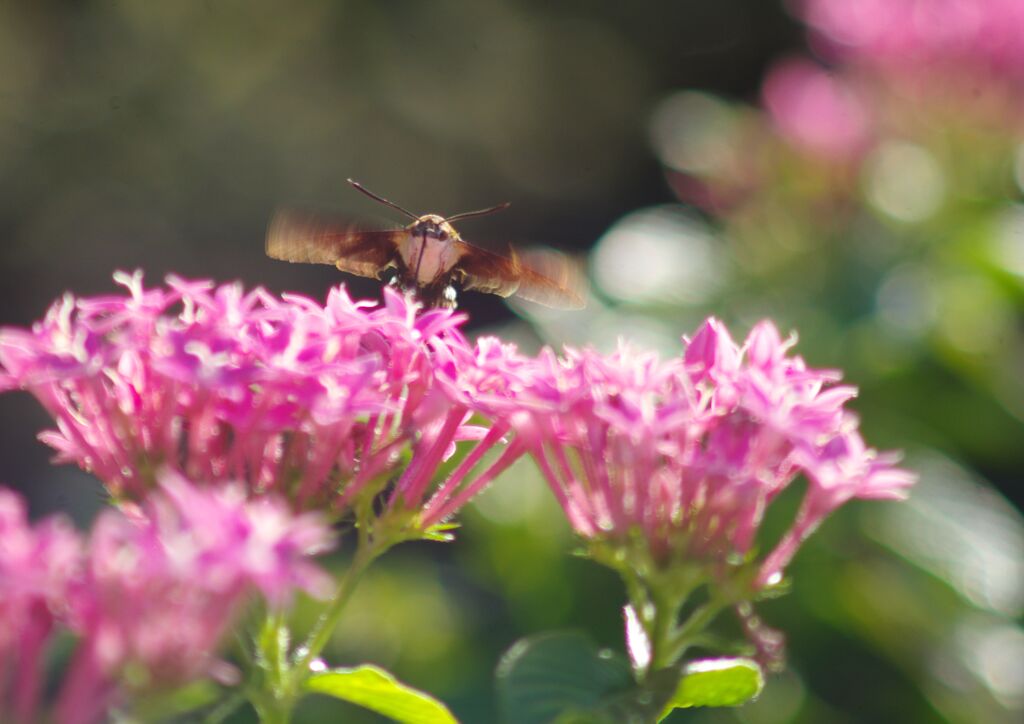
[304,665,457,723]
[422,522,460,542]
[661,657,763,715]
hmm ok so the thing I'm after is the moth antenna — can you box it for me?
[347,179,420,221]
[445,202,511,223]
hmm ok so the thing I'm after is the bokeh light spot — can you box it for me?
[863,141,946,223]
[648,91,738,174]
[866,453,1024,617]
[991,204,1024,279]
[936,275,1009,355]
[964,622,1024,709]
[1015,142,1024,195]
[471,456,549,526]
[741,670,806,724]
[876,264,940,338]
[591,205,727,306]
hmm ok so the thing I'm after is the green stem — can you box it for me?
[293,536,382,677]
[250,609,294,722]
[648,588,677,672]
[204,690,247,724]
[251,697,293,724]
[621,561,707,676]
[267,609,290,687]
[660,596,729,667]
[233,629,255,670]
[248,542,382,723]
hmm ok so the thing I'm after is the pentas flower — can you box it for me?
[0,490,81,724]
[416,336,536,526]
[0,272,509,522]
[63,472,332,711]
[487,317,914,588]
[0,475,333,724]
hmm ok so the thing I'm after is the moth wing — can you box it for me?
[513,248,588,310]
[453,242,586,309]
[266,211,401,279]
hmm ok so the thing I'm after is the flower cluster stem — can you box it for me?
[250,610,294,722]
[661,596,729,666]
[294,540,380,676]
[249,524,387,723]
[648,588,680,672]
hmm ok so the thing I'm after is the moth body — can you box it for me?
[266,180,586,310]
[399,215,462,286]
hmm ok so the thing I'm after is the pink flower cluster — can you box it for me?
[1,274,914,589]
[0,489,79,723]
[801,0,1024,84]
[0,474,332,724]
[750,0,1024,169]
[478,318,914,586]
[0,272,517,522]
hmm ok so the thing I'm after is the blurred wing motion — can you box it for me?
[266,211,401,279]
[454,243,586,309]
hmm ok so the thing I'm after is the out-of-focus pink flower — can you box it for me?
[0,490,81,724]
[0,272,505,520]
[0,477,332,724]
[800,0,1024,85]
[65,472,332,695]
[488,318,914,587]
[762,58,873,160]
[145,471,334,606]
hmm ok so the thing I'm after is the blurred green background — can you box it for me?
[1,1,1022,723]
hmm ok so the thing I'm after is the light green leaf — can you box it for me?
[422,522,460,542]
[662,657,763,714]
[304,665,458,724]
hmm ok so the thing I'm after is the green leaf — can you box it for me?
[422,521,460,542]
[584,667,683,724]
[662,657,763,714]
[304,665,458,724]
[496,631,634,724]
[754,575,791,600]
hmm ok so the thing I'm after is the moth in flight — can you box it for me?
[266,180,586,309]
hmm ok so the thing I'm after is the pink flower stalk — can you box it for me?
[800,0,1024,86]
[761,58,873,160]
[0,490,81,724]
[60,472,333,715]
[0,272,513,521]
[490,318,914,587]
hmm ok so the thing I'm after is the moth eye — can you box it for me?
[438,230,449,241]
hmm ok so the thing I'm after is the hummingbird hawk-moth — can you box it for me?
[266,180,586,309]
